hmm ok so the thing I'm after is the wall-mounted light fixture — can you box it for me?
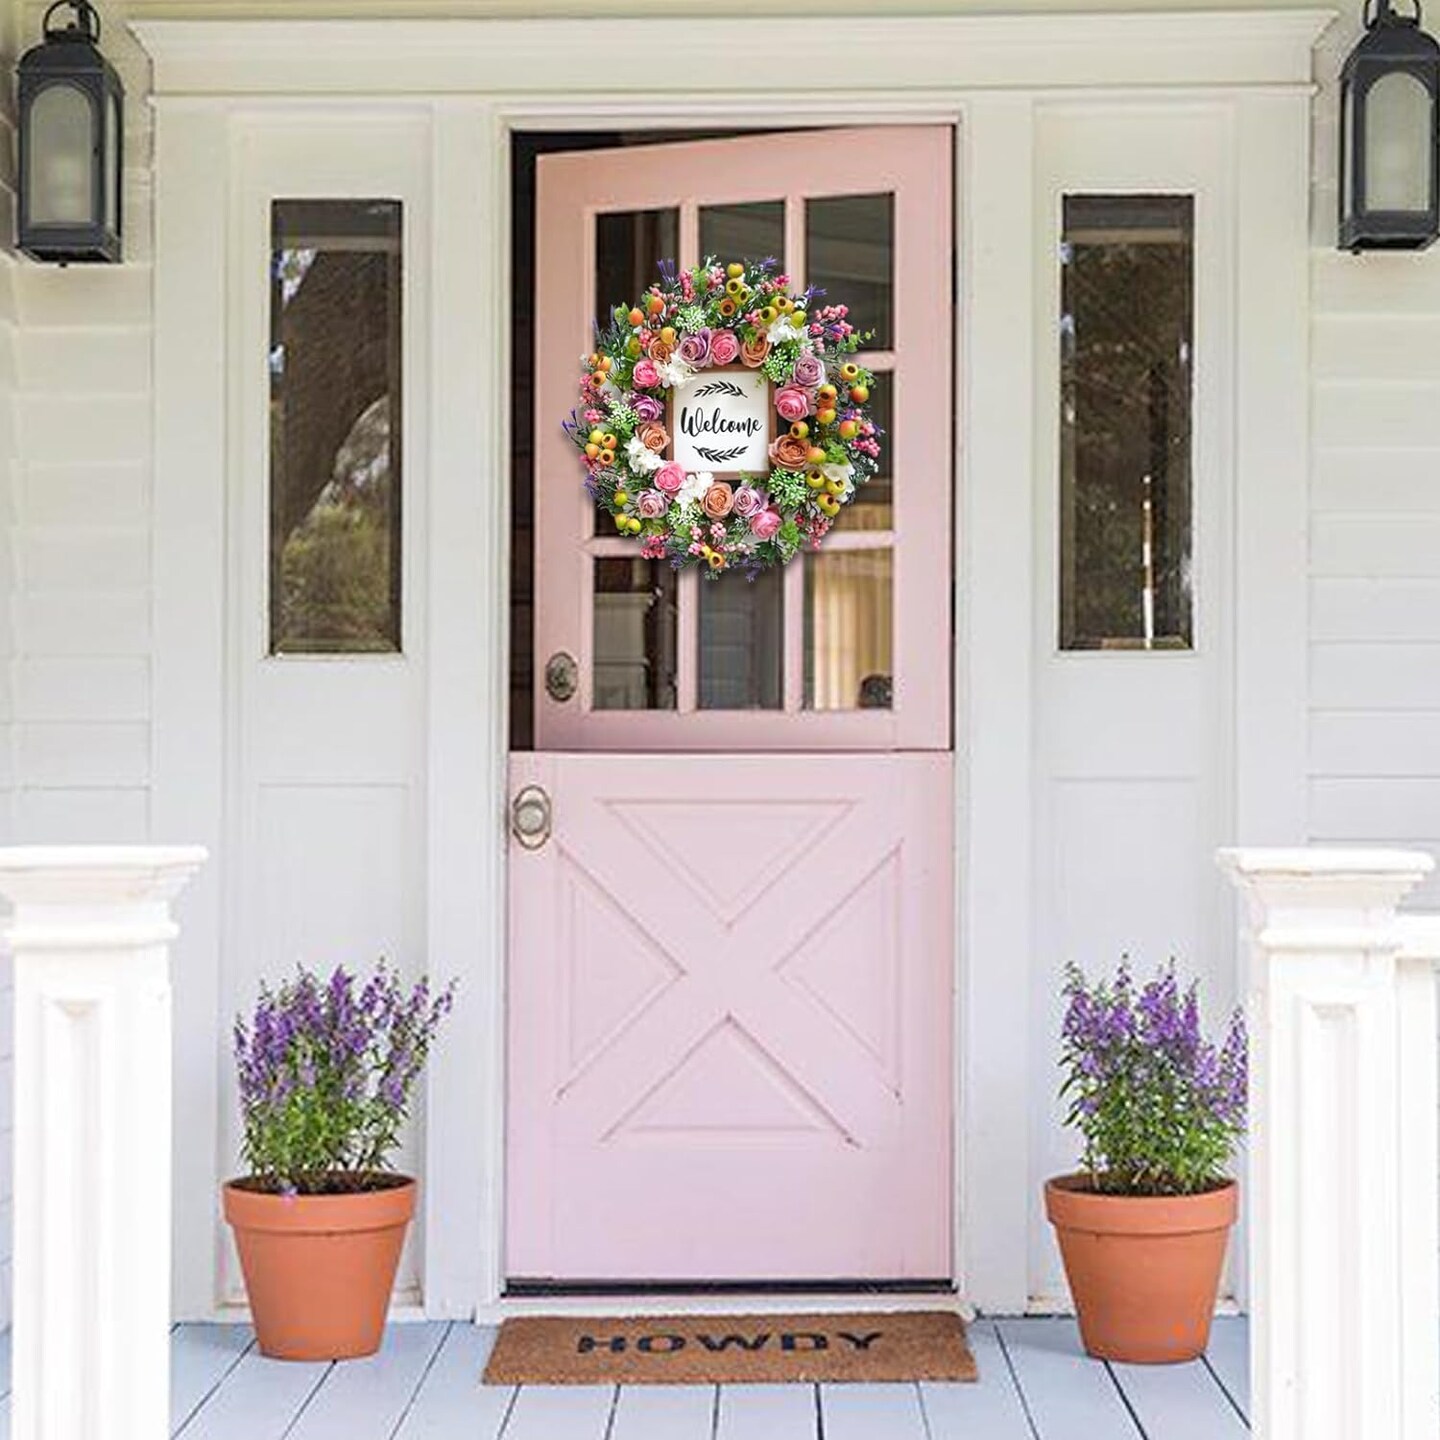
[1340,0,1440,250]
[17,0,124,264]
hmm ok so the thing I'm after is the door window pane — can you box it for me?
[595,208,679,330]
[698,568,783,710]
[700,201,785,270]
[1059,195,1193,651]
[804,548,893,711]
[270,199,402,655]
[806,193,894,349]
[593,558,678,711]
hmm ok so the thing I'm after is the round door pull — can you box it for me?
[511,784,553,850]
[545,651,579,703]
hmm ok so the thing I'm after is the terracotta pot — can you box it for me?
[223,1176,415,1361]
[1044,1174,1237,1364]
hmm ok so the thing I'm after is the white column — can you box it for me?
[1218,847,1438,1440]
[0,847,206,1440]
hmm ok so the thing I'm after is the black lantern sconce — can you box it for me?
[17,0,124,265]
[1339,0,1440,250]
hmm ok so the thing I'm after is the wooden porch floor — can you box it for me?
[133,1316,1249,1440]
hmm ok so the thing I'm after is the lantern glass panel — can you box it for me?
[1342,79,1358,226]
[28,83,95,225]
[104,90,119,232]
[1365,69,1433,211]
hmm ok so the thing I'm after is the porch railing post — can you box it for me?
[0,846,206,1440]
[1218,847,1439,1440]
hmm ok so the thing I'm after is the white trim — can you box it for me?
[133,13,1332,95]
[140,11,1325,1318]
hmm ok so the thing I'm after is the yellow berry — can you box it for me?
[806,468,826,489]
[660,327,676,345]
[585,443,600,459]
[598,448,615,465]
[789,421,809,440]
[840,362,860,382]
[613,490,629,506]
[588,428,605,444]
[849,385,870,404]
[727,263,745,278]
[825,477,846,497]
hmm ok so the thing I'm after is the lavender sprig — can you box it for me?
[233,961,456,1195]
[1059,959,1246,1196]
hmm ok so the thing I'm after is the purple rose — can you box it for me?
[732,485,764,519]
[677,329,713,366]
[635,489,669,519]
[632,394,664,422]
[792,352,825,389]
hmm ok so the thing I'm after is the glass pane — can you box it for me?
[1059,195,1193,651]
[804,548,893,711]
[29,84,95,225]
[593,558,678,711]
[698,568,783,710]
[270,199,402,655]
[1365,72,1432,212]
[592,207,680,535]
[840,371,892,529]
[595,207,679,330]
[105,92,120,234]
[700,201,785,270]
[806,194,894,349]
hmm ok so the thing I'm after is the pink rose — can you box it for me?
[632,358,660,389]
[791,353,825,389]
[654,461,686,496]
[708,330,741,366]
[775,386,811,423]
[636,489,669,519]
[749,508,782,541]
[731,485,764,519]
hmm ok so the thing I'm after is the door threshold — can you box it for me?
[481,1284,969,1325]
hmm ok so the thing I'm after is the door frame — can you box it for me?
[141,9,1325,1320]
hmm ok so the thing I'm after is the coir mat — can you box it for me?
[482,1310,977,1385]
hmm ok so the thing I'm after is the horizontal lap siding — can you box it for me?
[0,0,156,1327]
[1310,21,1440,909]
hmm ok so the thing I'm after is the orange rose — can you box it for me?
[637,421,669,453]
[769,434,811,470]
[740,334,771,368]
[647,336,674,363]
[702,482,735,519]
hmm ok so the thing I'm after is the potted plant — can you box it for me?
[224,963,455,1360]
[1045,960,1247,1364]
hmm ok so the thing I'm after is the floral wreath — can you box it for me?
[565,257,881,577]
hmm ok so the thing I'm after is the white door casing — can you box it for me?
[142,14,1320,1318]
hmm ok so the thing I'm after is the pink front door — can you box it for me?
[508,127,955,1283]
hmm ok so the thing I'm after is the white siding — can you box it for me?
[1309,19,1440,906]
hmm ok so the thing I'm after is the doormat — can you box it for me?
[482,1310,977,1385]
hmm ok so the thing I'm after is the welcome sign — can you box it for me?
[670,367,773,476]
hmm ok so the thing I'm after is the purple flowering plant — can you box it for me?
[233,962,456,1195]
[1059,960,1247,1196]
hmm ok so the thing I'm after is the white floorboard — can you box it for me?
[608,1382,717,1440]
[996,1318,1143,1440]
[920,1320,1036,1439]
[501,1383,616,1440]
[819,1381,928,1440]
[1204,1315,1251,1418]
[174,1345,330,1440]
[170,1324,254,1433]
[0,1316,1253,1439]
[1110,1356,1248,1440]
[393,1324,515,1439]
[714,1382,818,1440]
[287,1322,449,1440]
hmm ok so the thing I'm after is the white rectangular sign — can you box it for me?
[670,368,773,476]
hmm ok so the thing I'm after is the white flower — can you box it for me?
[678,470,713,506]
[821,462,855,500]
[626,437,663,474]
[767,314,805,345]
[657,356,693,388]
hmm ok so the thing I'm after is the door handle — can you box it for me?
[510,784,553,851]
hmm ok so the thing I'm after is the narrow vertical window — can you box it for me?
[270,199,402,654]
[1059,195,1194,651]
